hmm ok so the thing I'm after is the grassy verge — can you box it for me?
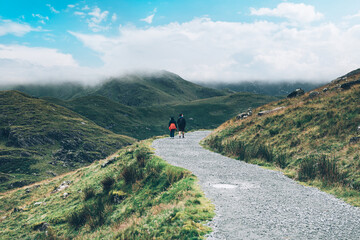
[201,83,360,207]
[202,135,360,207]
[0,139,214,239]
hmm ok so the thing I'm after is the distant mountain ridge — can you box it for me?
[6,71,227,106]
[201,81,325,96]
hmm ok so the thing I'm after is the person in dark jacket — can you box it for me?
[177,113,186,138]
[168,117,177,138]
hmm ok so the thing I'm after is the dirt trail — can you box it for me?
[152,131,360,240]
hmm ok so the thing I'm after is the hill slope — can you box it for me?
[45,92,281,139]
[204,72,360,205]
[0,141,214,239]
[0,91,134,192]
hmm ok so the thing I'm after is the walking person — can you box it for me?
[177,113,186,138]
[168,117,177,138]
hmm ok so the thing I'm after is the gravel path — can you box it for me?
[152,131,360,240]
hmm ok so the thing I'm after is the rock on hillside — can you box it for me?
[0,90,134,191]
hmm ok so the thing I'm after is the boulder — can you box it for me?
[52,181,71,193]
[33,222,50,231]
[340,80,360,90]
[308,91,320,99]
[287,88,305,98]
[101,157,116,168]
[349,137,360,144]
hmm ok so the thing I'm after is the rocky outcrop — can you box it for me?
[258,107,285,116]
[52,181,71,193]
[236,108,253,120]
[308,91,320,99]
[340,80,360,90]
[287,88,305,98]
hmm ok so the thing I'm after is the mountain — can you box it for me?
[94,71,227,106]
[6,71,228,106]
[203,71,360,206]
[0,90,134,192]
[201,81,324,96]
[45,92,281,140]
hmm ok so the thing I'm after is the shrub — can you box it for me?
[134,147,149,168]
[269,128,280,136]
[122,163,138,184]
[206,135,223,153]
[165,166,185,186]
[298,154,346,186]
[67,206,88,228]
[255,143,274,162]
[101,176,115,192]
[67,199,106,229]
[223,139,246,160]
[83,186,96,200]
[317,155,343,184]
[275,152,288,169]
[298,156,317,181]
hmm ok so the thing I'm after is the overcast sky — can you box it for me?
[1,0,360,85]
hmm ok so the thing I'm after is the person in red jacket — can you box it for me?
[168,117,177,138]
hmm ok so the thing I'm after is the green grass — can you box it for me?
[0,90,134,192]
[203,76,360,207]
[46,92,280,140]
[0,140,214,239]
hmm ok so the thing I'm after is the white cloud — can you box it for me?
[74,11,85,16]
[0,19,38,36]
[250,2,323,24]
[32,13,49,24]
[112,13,117,22]
[46,4,60,14]
[0,44,78,67]
[68,4,76,8]
[82,5,90,11]
[70,17,360,83]
[344,11,360,20]
[140,14,155,24]
[140,8,157,24]
[87,7,109,32]
[0,44,103,85]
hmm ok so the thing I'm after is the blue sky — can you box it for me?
[1,0,360,84]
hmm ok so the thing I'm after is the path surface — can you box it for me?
[152,131,360,240]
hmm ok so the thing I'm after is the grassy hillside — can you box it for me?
[203,74,360,206]
[0,91,134,192]
[0,141,214,239]
[45,92,281,140]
